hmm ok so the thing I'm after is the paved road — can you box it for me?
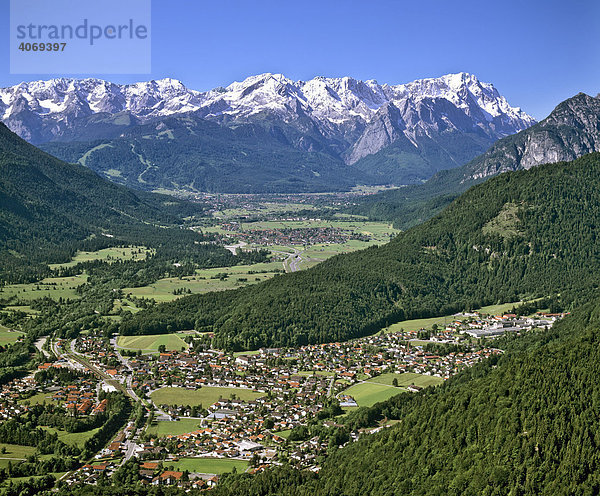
[271,247,306,273]
[327,376,335,397]
[111,338,171,420]
[34,337,50,358]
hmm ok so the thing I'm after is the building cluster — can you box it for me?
[219,225,369,246]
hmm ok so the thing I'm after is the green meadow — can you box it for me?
[151,386,263,408]
[48,246,151,270]
[0,326,25,345]
[171,457,248,474]
[40,426,100,448]
[122,261,283,302]
[341,382,405,407]
[146,419,204,437]
[367,372,444,388]
[116,333,189,352]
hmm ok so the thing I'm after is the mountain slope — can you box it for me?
[121,153,600,349]
[2,73,534,192]
[0,123,219,283]
[39,116,370,193]
[353,92,600,228]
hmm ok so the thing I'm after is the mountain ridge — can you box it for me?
[352,92,600,228]
[2,73,535,193]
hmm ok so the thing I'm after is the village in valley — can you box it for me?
[0,310,562,489]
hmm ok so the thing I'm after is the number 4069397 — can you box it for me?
[18,42,66,51]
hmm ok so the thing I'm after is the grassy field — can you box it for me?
[384,315,462,334]
[0,326,25,345]
[296,370,335,377]
[0,443,38,467]
[170,458,248,474]
[40,426,100,448]
[233,219,397,237]
[147,419,204,437]
[21,392,56,405]
[232,350,261,358]
[367,373,444,388]
[341,382,405,407]
[0,247,150,303]
[123,261,283,302]
[0,275,88,301]
[3,472,67,484]
[2,305,40,315]
[384,300,536,334]
[151,387,263,408]
[48,246,151,270]
[276,429,292,439]
[117,333,189,352]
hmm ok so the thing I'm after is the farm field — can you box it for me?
[146,419,203,437]
[367,373,444,388]
[116,333,189,352]
[0,326,25,345]
[384,315,462,334]
[151,386,263,408]
[233,219,396,238]
[276,429,292,439]
[296,370,335,377]
[40,426,100,448]
[122,261,283,302]
[2,305,40,315]
[341,382,405,407]
[48,246,151,270]
[170,458,248,474]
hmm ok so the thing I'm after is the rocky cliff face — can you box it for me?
[462,93,600,181]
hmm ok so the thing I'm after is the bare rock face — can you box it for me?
[462,93,600,182]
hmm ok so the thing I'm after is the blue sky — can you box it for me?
[1,0,599,119]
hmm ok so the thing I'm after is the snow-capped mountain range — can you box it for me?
[0,72,535,164]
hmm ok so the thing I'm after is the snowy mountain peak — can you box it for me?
[0,73,535,159]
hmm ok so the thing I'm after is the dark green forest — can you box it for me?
[0,122,250,284]
[122,153,600,350]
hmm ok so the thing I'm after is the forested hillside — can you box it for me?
[40,116,370,193]
[0,123,230,283]
[213,296,600,495]
[121,153,600,350]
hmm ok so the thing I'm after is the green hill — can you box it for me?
[0,123,227,283]
[121,152,600,350]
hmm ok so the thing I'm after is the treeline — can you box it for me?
[26,404,106,434]
[0,419,79,457]
[0,474,56,496]
[121,154,600,349]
